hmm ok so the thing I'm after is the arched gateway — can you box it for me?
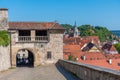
[16,49,34,67]
[9,22,64,67]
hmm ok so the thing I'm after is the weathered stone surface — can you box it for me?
[0,64,79,80]
[0,46,10,71]
[10,30,63,66]
[0,9,8,30]
[59,60,120,80]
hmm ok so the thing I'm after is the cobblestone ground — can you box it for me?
[0,64,79,80]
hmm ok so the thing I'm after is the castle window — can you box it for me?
[47,51,51,59]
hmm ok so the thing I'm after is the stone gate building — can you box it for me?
[0,8,64,67]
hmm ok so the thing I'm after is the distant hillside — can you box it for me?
[111,30,120,37]
[61,24,114,42]
[78,25,114,42]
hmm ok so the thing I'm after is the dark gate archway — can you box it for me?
[16,49,34,67]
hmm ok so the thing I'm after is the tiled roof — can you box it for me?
[63,44,81,52]
[64,37,81,44]
[64,36,99,45]
[64,51,120,70]
[81,42,94,52]
[101,42,118,54]
[110,45,117,51]
[82,52,106,60]
[0,8,8,10]
[102,42,112,50]
[63,36,120,70]
[80,59,120,70]
[8,22,64,30]
[105,54,120,59]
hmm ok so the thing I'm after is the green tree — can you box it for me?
[61,23,114,42]
[0,30,10,46]
[114,43,120,54]
[78,25,113,42]
[78,25,95,36]
[61,24,73,34]
[68,54,76,61]
[94,26,113,42]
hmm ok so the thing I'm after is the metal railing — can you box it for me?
[18,36,48,42]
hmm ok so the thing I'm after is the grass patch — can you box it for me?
[36,64,42,67]
[9,67,16,69]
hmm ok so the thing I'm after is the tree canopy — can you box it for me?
[61,24,73,34]
[114,43,120,54]
[0,30,10,46]
[78,25,113,42]
[61,24,114,42]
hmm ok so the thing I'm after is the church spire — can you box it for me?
[74,21,77,28]
[74,21,79,37]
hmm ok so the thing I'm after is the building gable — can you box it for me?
[89,46,100,52]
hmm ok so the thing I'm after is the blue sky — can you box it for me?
[0,0,120,30]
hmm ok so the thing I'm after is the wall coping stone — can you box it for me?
[59,60,120,76]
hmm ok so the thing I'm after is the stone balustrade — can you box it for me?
[18,36,48,42]
[58,60,120,80]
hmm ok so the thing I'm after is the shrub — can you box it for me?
[0,30,10,46]
[68,54,76,61]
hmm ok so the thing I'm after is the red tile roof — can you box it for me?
[9,22,64,30]
[80,59,120,70]
[105,54,120,59]
[82,52,106,60]
[63,44,81,53]
[110,45,117,51]
[0,8,8,10]
[63,36,120,70]
[64,36,99,45]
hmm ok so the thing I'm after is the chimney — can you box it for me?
[81,55,86,61]
[108,59,112,64]
[0,8,8,30]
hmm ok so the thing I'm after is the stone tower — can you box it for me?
[0,8,8,30]
[74,21,79,37]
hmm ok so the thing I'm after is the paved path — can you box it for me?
[0,64,79,80]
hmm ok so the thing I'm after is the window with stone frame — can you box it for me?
[47,51,52,59]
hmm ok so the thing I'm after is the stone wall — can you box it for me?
[10,30,63,66]
[0,46,10,71]
[58,60,120,80]
[0,8,8,30]
[39,30,63,64]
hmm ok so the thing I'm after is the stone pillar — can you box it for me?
[11,48,18,67]
[0,8,8,30]
[31,30,35,41]
[34,49,41,66]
